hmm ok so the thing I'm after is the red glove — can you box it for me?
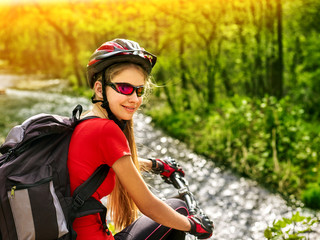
[150,157,185,177]
[188,215,214,239]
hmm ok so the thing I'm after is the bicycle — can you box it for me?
[140,157,214,239]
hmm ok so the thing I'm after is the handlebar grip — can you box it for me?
[201,214,215,231]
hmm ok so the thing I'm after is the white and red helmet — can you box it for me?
[87,39,157,88]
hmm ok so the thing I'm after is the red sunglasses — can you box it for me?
[107,82,145,97]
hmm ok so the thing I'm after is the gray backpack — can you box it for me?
[0,105,110,240]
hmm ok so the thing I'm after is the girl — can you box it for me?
[67,39,213,240]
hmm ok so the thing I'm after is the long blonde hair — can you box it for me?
[107,120,140,230]
[93,63,151,230]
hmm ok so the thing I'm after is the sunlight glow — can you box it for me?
[0,0,91,5]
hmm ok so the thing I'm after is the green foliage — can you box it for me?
[1,0,319,105]
[146,105,202,142]
[289,33,320,120]
[146,95,320,208]
[0,94,39,141]
[301,183,320,210]
[264,212,319,240]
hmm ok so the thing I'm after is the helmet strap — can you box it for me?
[91,70,127,131]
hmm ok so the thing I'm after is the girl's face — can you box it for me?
[106,66,145,121]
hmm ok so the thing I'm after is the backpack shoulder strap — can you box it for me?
[69,164,111,239]
[72,105,105,208]
[72,164,110,209]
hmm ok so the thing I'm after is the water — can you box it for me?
[0,86,319,240]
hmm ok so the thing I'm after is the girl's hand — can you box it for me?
[150,157,185,177]
[188,214,214,239]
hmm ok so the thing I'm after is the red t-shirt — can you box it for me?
[68,118,131,240]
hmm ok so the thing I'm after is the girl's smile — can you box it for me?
[106,66,145,121]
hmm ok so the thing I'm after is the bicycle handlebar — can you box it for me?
[169,169,214,236]
[140,156,214,236]
[139,156,204,215]
[170,172,200,215]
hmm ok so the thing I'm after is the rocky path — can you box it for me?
[134,114,320,240]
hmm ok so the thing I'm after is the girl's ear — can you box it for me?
[93,81,103,99]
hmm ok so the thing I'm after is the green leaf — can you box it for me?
[291,212,305,222]
[264,227,273,239]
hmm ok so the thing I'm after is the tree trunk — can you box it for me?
[207,62,215,105]
[179,35,191,110]
[251,0,266,97]
[36,4,84,87]
[275,0,283,98]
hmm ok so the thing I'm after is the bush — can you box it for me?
[264,212,319,240]
[146,95,320,208]
[302,184,320,210]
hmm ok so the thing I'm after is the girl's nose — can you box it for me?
[128,91,140,102]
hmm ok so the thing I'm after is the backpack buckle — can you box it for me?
[73,195,85,209]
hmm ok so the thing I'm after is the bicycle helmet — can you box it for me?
[87,38,157,88]
[86,39,157,130]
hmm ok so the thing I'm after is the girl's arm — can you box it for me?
[137,157,152,172]
[112,155,191,232]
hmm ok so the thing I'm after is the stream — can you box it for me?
[0,75,319,240]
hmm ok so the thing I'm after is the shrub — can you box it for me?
[264,212,319,240]
[146,95,320,208]
[301,184,320,210]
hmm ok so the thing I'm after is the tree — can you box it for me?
[35,3,85,86]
